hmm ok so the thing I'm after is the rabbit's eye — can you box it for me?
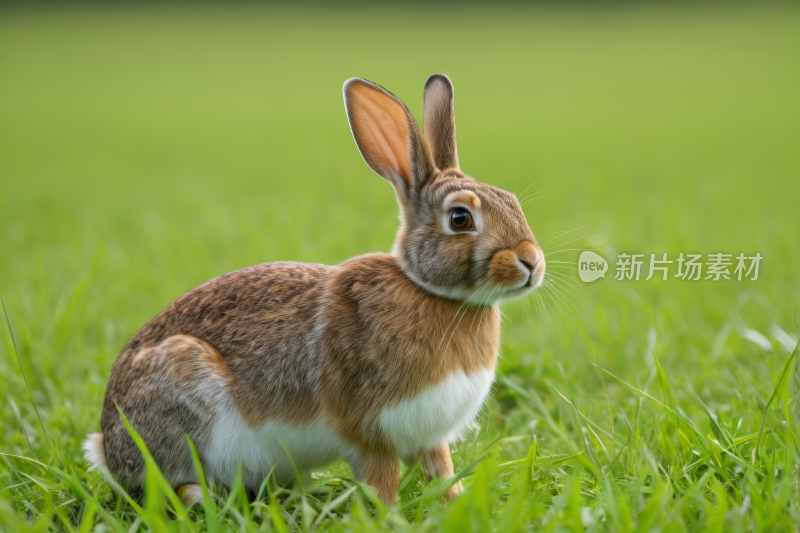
[450,208,474,230]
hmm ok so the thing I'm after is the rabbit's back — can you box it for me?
[105,261,330,421]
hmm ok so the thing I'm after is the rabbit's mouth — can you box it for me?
[525,255,546,290]
[457,254,545,305]
[501,254,547,301]
[500,271,544,301]
[484,241,545,300]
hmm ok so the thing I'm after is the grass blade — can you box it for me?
[3,296,63,469]
[279,441,305,492]
[754,338,799,457]
[589,361,712,454]
[7,396,38,461]
[690,389,734,448]
[186,435,219,533]
[653,353,676,409]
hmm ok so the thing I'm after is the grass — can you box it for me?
[2,4,800,531]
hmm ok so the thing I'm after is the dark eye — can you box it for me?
[450,208,474,230]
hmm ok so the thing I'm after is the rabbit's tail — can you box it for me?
[82,432,107,471]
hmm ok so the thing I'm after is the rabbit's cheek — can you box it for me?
[487,250,529,288]
[376,366,495,457]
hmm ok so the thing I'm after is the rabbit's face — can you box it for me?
[396,170,545,305]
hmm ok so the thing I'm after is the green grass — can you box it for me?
[2,4,800,531]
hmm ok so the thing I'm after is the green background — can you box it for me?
[1,5,799,531]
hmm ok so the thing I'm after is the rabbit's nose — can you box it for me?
[513,241,540,272]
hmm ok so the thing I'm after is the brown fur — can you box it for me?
[92,74,545,506]
[350,450,402,505]
[423,74,459,171]
[318,253,500,452]
[420,443,461,501]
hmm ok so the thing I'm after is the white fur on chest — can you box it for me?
[206,403,347,490]
[377,367,495,457]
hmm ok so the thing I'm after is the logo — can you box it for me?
[576,250,763,283]
[578,251,608,283]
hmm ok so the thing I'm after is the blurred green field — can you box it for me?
[2,4,800,531]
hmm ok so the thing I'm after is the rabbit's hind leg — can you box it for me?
[100,335,232,495]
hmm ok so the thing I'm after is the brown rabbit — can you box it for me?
[84,74,546,506]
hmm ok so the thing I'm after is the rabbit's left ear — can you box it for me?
[423,74,459,171]
[343,78,434,195]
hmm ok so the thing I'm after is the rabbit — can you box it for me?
[83,73,546,507]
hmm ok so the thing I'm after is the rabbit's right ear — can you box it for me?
[344,78,434,194]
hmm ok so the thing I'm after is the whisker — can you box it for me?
[530,289,550,336]
[544,278,586,320]
[545,282,588,333]
[536,290,557,339]
[541,235,592,253]
[541,287,568,333]
[437,278,490,351]
[513,168,525,197]
[541,283,573,318]
[441,301,476,362]
[518,289,533,329]
[474,286,502,336]
[545,271,585,293]
[516,176,542,201]
[440,278,496,361]
[549,278,585,309]
[499,306,516,327]
[518,188,557,205]
[520,196,549,207]
[544,265,579,271]
[528,291,545,335]
[529,290,545,335]
[539,225,592,248]
[541,248,598,256]
[468,286,503,358]
[544,277,584,309]
[469,286,496,329]
[541,283,571,316]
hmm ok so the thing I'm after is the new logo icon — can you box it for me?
[578,251,608,282]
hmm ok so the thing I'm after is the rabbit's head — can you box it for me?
[344,74,545,304]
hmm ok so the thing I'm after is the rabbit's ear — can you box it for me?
[423,74,459,171]
[344,78,433,194]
